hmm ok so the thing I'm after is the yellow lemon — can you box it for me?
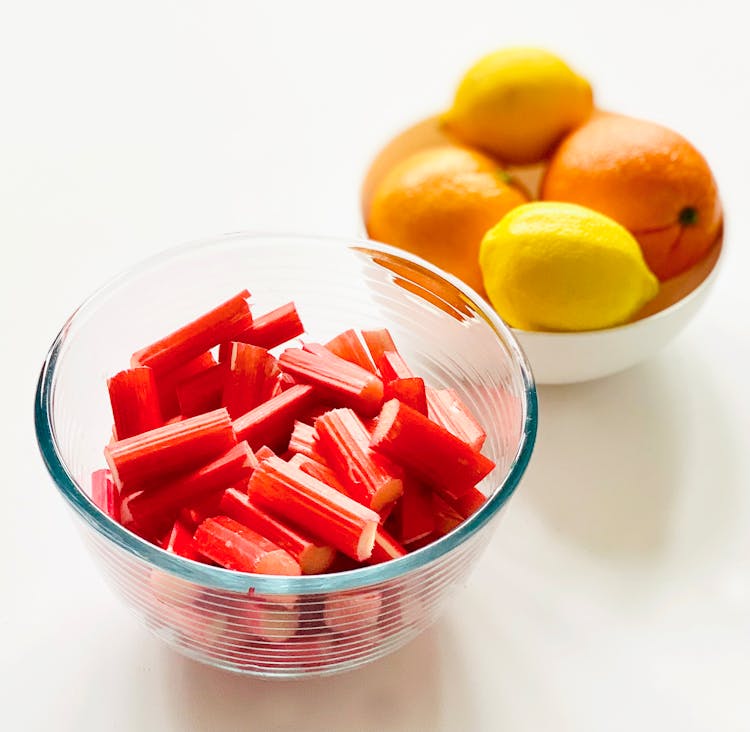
[444,47,593,165]
[479,202,659,331]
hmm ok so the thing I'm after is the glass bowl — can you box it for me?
[34,234,537,678]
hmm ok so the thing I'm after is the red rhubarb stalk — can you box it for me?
[120,441,256,536]
[154,351,217,418]
[287,453,349,495]
[392,477,435,545]
[131,290,253,374]
[105,407,236,495]
[278,346,384,418]
[175,363,227,417]
[233,384,318,451]
[248,456,379,562]
[222,301,304,354]
[322,589,383,634]
[222,342,279,419]
[368,526,408,565]
[315,408,403,511]
[384,376,427,415]
[426,386,486,451]
[453,485,487,519]
[107,367,163,440]
[163,519,205,562]
[194,516,302,575]
[254,445,277,462]
[370,399,495,500]
[220,488,336,574]
[287,420,321,461]
[91,469,120,521]
[325,329,377,374]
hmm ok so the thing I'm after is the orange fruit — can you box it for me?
[366,145,529,295]
[541,113,722,281]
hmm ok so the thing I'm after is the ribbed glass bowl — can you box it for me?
[35,234,537,678]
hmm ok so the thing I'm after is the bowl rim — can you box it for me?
[34,233,538,594]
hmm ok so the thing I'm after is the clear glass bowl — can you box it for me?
[35,234,537,678]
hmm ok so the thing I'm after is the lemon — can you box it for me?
[479,202,659,331]
[444,47,593,165]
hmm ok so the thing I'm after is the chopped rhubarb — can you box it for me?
[325,329,377,374]
[392,477,435,545]
[426,386,486,451]
[131,290,253,375]
[278,347,384,418]
[368,526,408,564]
[288,454,349,496]
[254,445,277,462]
[379,350,414,382]
[370,399,495,500]
[248,456,379,562]
[105,408,236,495]
[164,520,205,562]
[384,376,427,415]
[107,367,163,440]
[224,301,304,353]
[323,589,383,634]
[361,328,399,375]
[431,493,465,538]
[315,408,403,511]
[194,516,302,576]
[453,485,488,519]
[222,342,279,419]
[175,363,227,417]
[121,441,256,536]
[233,384,318,451]
[154,351,218,418]
[91,468,120,520]
[220,488,336,574]
[287,420,321,461]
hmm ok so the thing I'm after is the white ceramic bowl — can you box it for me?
[361,115,724,384]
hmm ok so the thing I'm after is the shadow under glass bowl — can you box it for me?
[35,234,537,678]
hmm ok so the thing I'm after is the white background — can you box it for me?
[2,1,749,730]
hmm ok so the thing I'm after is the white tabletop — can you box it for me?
[3,1,749,730]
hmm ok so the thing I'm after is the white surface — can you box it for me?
[2,1,749,730]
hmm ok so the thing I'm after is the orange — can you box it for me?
[366,145,529,296]
[541,113,722,280]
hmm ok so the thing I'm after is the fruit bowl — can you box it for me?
[34,234,537,678]
[361,116,724,384]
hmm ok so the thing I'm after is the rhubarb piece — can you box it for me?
[384,376,427,415]
[426,386,487,451]
[121,442,256,535]
[368,526,408,565]
[91,468,120,520]
[175,363,226,417]
[222,342,279,419]
[370,399,495,500]
[131,290,252,374]
[254,445,276,462]
[220,488,336,574]
[233,384,318,451]
[453,485,488,519]
[248,456,379,562]
[431,493,465,538]
[315,408,403,511]
[392,477,435,545]
[278,347,384,418]
[379,350,414,382]
[164,519,205,562]
[107,367,163,440]
[325,329,377,374]
[288,454,349,495]
[361,328,399,376]
[223,301,304,353]
[154,351,217,418]
[234,599,300,642]
[287,420,321,461]
[322,589,383,634]
[105,408,236,495]
[194,516,301,575]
